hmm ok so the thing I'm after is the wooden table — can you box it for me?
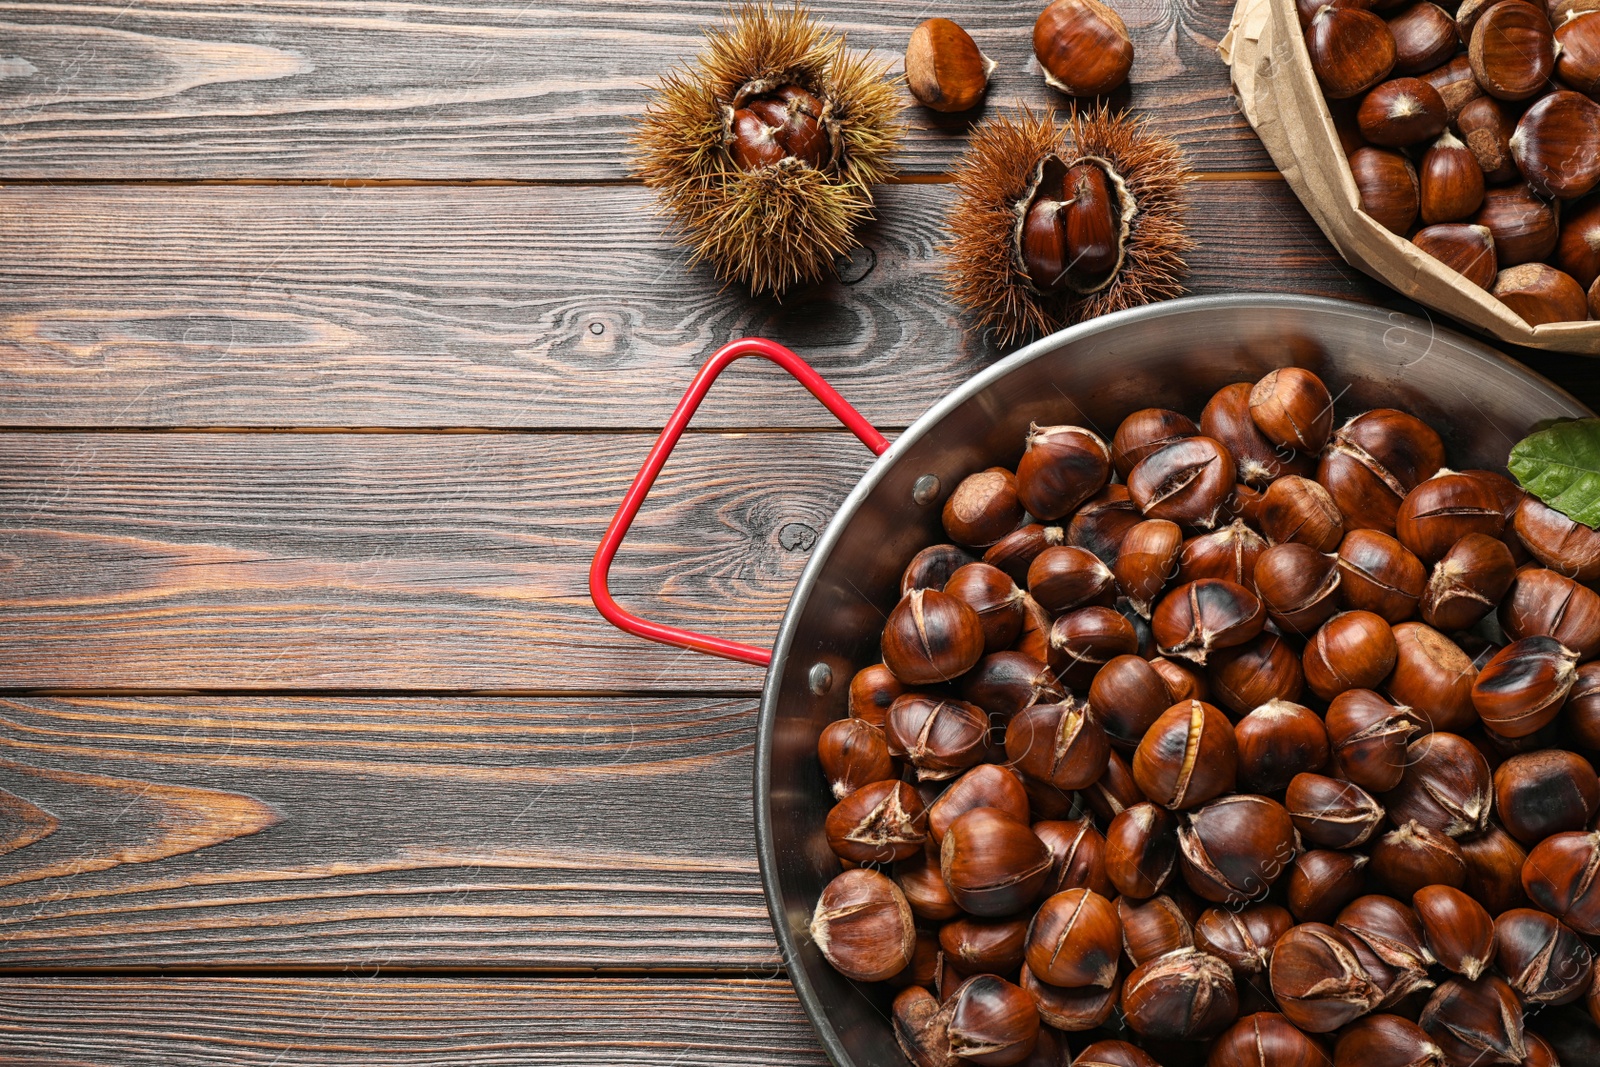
[1,1,1597,1061]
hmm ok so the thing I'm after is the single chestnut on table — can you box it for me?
[1032,0,1133,97]
[905,18,993,113]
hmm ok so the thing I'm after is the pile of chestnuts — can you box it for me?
[809,365,1600,1066]
[1303,0,1600,324]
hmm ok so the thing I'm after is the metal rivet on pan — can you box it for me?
[808,662,833,696]
[912,474,941,506]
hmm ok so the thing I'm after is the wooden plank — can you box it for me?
[0,695,781,969]
[0,0,1266,179]
[0,431,876,691]
[0,977,831,1064]
[0,181,1378,429]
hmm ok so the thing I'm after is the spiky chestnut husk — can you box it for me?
[630,3,901,296]
[943,106,1195,346]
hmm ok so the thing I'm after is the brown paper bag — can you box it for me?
[1220,0,1600,354]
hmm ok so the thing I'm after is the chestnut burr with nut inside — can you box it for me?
[806,364,1600,1066]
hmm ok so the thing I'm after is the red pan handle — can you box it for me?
[589,338,891,667]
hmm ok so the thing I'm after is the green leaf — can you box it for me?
[1509,418,1600,528]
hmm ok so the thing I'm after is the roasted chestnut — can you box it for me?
[1048,606,1140,687]
[941,806,1053,918]
[1028,545,1117,614]
[1336,528,1425,623]
[1419,532,1516,632]
[1493,749,1600,845]
[1318,410,1445,535]
[1179,794,1298,905]
[1089,654,1174,751]
[825,778,928,863]
[1494,906,1595,1006]
[896,849,962,922]
[1202,382,1314,487]
[1127,437,1237,529]
[849,662,905,728]
[1566,661,1600,749]
[1304,611,1399,702]
[985,523,1066,586]
[1250,366,1335,453]
[1387,731,1493,839]
[1336,894,1437,991]
[1414,884,1496,981]
[1471,635,1580,739]
[1195,903,1294,977]
[1208,632,1307,716]
[946,972,1043,1066]
[1132,700,1239,810]
[1208,1011,1330,1067]
[945,468,1027,548]
[1261,476,1346,553]
[1522,831,1600,935]
[1023,887,1122,990]
[1016,424,1111,521]
[1035,817,1114,899]
[1151,579,1265,665]
[1067,483,1143,565]
[1114,519,1183,617]
[1287,771,1385,849]
[940,915,1030,977]
[886,694,990,781]
[947,562,1030,652]
[1105,802,1180,899]
[1419,976,1527,1067]
[1070,1040,1157,1067]
[883,588,988,685]
[960,651,1065,722]
[1326,688,1417,792]
[1083,748,1144,824]
[1150,656,1209,704]
[1395,470,1505,564]
[928,763,1031,843]
[903,543,977,596]
[1459,824,1532,916]
[1270,922,1384,1032]
[1514,496,1600,581]
[1113,408,1200,478]
[1255,543,1343,634]
[1332,1013,1446,1067]
[1237,700,1331,793]
[1287,849,1370,923]
[1117,894,1195,966]
[1120,947,1239,1039]
[1005,698,1111,790]
[810,868,916,981]
[1370,821,1468,899]
[1176,520,1269,588]
[1382,622,1477,735]
[1499,566,1600,660]
[818,716,895,800]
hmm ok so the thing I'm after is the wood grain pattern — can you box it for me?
[0,696,778,968]
[0,181,1378,430]
[0,432,882,690]
[0,977,832,1064]
[0,0,1265,179]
